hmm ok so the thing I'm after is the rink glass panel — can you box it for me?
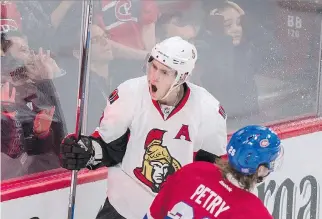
[1,0,321,181]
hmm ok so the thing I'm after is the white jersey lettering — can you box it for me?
[190,184,231,217]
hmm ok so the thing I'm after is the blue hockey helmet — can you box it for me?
[227,125,283,175]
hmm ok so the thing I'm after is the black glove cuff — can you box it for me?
[85,137,104,170]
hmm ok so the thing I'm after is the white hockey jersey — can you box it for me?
[95,76,227,219]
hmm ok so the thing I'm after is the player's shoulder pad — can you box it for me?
[108,76,145,105]
[188,82,227,120]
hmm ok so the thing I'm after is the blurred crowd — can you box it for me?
[1,0,321,180]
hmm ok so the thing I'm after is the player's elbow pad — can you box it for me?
[90,129,130,168]
[195,149,220,163]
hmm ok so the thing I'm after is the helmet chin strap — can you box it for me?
[160,79,183,102]
[159,73,183,101]
[256,176,264,184]
[160,85,179,101]
[256,172,270,184]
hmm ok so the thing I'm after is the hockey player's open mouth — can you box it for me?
[151,84,157,93]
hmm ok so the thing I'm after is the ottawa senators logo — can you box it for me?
[133,129,182,193]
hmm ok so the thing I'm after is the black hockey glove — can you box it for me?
[60,134,98,170]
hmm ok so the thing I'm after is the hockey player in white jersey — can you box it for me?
[60,36,228,219]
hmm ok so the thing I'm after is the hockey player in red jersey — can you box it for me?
[145,125,284,219]
[60,36,228,219]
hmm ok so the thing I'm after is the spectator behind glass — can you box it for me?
[14,1,54,50]
[71,24,115,134]
[155,1,204,85]
[49,21,115,134]
[1,28,66,180]
[96,0,158,52]
[48,0,158,91]
[95,0,159,86]
[37,0,83,133]
[196,0,260,119]
[156,1,203,43]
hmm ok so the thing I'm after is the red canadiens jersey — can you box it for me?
[96,0,158,49]
[93,76,227,218]
[146,162,273,219]
[1,1,22,33]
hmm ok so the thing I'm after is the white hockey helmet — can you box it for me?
[149,36,198,99]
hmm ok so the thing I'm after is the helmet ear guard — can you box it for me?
[267,144,284,172]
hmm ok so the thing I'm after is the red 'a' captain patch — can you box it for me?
[218,105,227,119]
[108,88,119,104]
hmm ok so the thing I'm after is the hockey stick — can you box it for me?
[67,1,93,219]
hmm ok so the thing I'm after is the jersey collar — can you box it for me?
[152,83,190,121]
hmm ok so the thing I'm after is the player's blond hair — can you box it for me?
[216,159,260,191]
